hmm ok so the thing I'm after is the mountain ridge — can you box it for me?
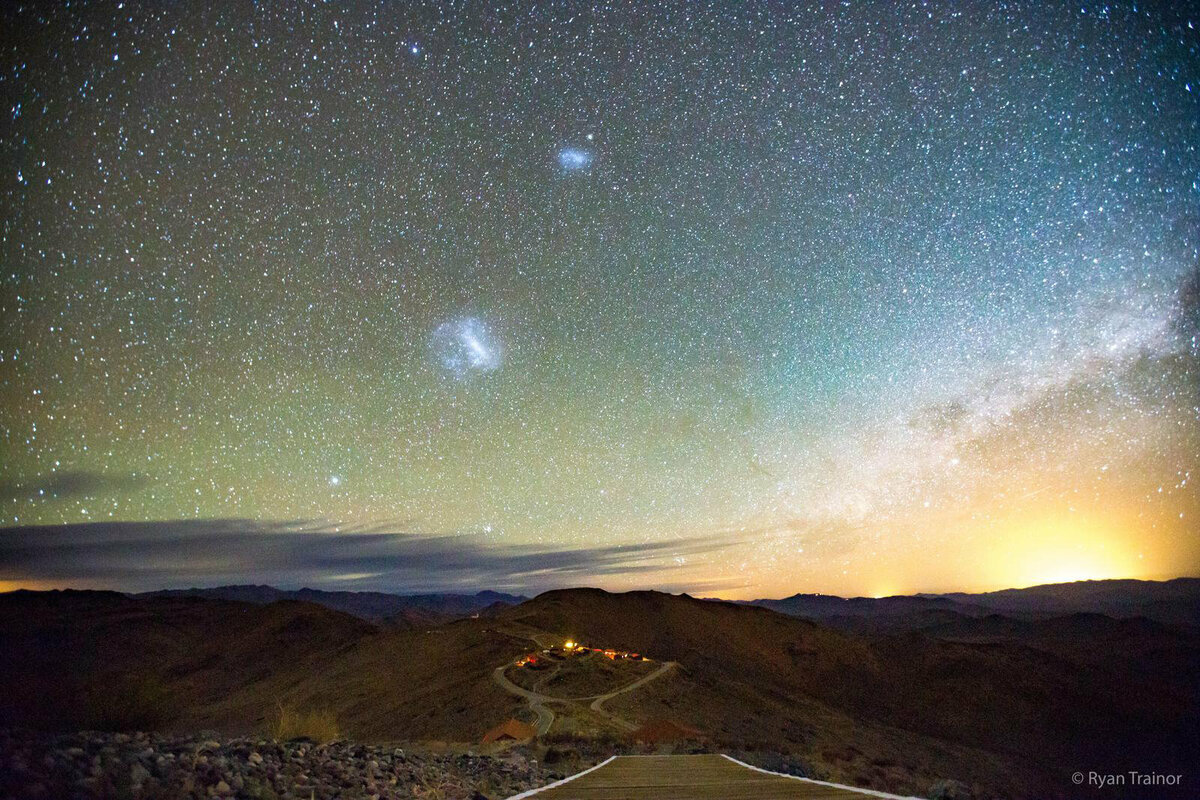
[746,576,1200,631]
[136,584,528,625]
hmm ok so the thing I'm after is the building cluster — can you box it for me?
[513,639,645,668]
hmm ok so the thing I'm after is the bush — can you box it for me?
[268,701,340,743]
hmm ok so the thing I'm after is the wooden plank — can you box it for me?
[520,754,907,799]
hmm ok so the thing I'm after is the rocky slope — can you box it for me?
[0,730,548,800]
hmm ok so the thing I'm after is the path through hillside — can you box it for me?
[492,631,677,734]
[586,661,675,730]
[493,664,557,735]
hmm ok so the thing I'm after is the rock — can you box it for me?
[130,762,151,787]
[929,778,973,800]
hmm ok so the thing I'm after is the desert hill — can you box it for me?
[0,589,529,741]
[498,588,1198,798]
[2,584,1197,799]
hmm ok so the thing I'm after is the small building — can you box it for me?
[482,718,538,744]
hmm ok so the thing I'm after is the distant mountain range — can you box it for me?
[747,576,1200,633]
[132,577,1200,631]
[137,585,527,626]
[135,577,1200,631]
[928,577,1200,621]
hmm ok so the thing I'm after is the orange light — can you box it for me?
[985,512,1142,589]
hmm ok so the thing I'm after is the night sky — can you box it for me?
[1,1,1198,597]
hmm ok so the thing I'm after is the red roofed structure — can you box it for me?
[481,718,538,744]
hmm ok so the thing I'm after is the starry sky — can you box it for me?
[1,1,1198,598]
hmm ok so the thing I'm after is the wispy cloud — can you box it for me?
[0,519,737,594]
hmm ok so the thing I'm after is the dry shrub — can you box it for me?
[543,746,571,764]
[268,700,340,743]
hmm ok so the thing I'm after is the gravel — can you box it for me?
[0,730,553,800]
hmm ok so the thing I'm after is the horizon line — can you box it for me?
[3,573,1198,602]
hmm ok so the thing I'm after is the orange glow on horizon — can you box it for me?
[659,490,1198,601]
[0,580,57,593]
[981,511,1147,591]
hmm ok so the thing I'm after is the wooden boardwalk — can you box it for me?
[508,754,916,800]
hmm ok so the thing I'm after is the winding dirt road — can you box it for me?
[587,661,675,731]
[492,649,676,735]
[493,664,557,735]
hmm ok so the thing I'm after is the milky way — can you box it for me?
[0,2,1197,596]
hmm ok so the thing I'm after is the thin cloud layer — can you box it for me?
[0,519,736,594]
